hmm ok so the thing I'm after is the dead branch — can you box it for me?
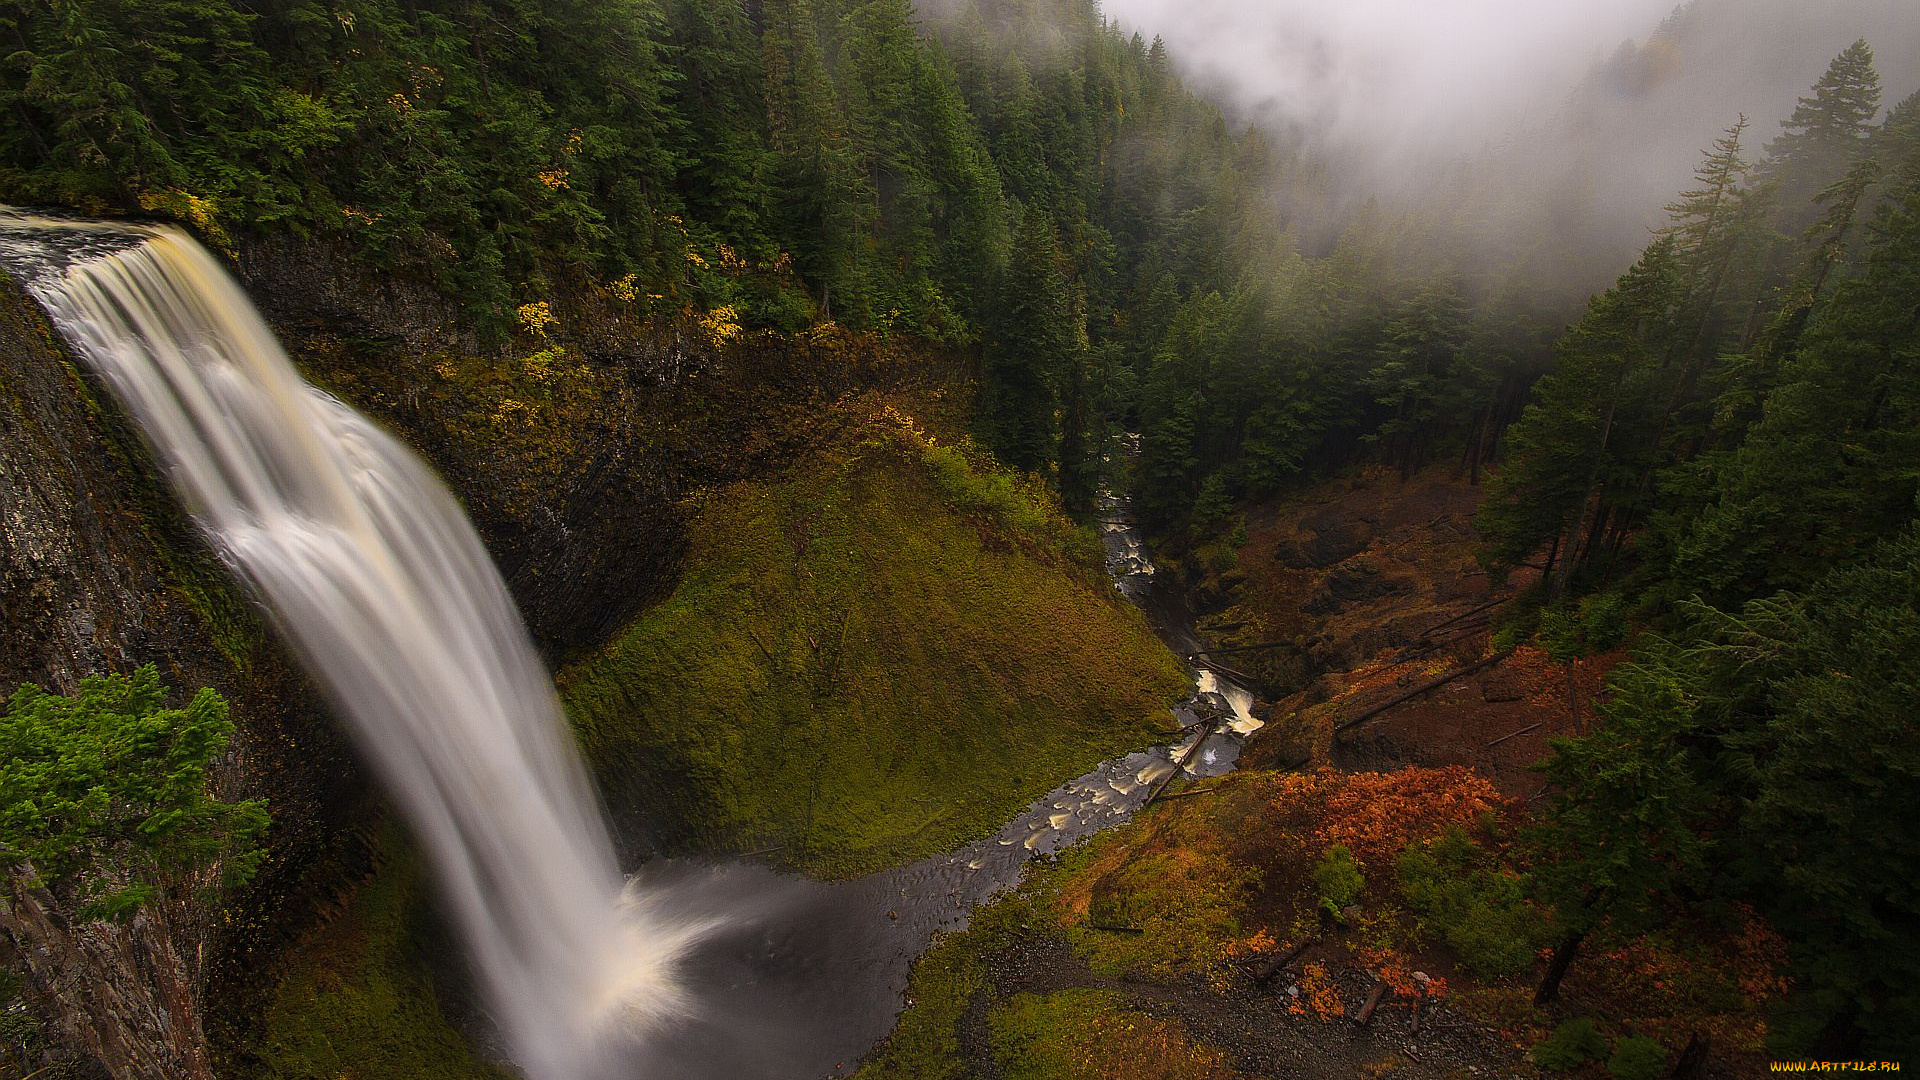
[1332,648,1517,738]
[1485,722,1544,748]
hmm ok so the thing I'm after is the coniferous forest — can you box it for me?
[0,0,1916,1074]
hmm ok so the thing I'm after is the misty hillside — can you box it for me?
[1101,0,1918,298]
[1480,0,1920,292]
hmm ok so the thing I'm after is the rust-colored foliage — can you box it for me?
[1311,766,1501,866]
[1251,766,1502,869]
[1288,960,1347,1020]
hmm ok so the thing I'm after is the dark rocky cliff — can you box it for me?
[0,272,361,1079]
[234,236,969,659]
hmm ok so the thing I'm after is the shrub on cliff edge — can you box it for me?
[0,666,268,920]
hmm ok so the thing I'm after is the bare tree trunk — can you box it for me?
[1567,661,1581,731]
[1534,928,1586,1007]
[1467,405,1493,486]
[1540,531,1563,589]
[1669,1031,1711,1079]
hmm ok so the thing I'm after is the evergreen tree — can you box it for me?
[1663,117,1755,272]
[979,205,1075,472]
[1476,240,1686,588]
[1527,631,1731,1005]
[762,0,874,322]
[1658,117,1763,419]
[1365,276,1470,479]
[1757,40,1882,238]
[1133,289,1250,525]
[667,0,775,255]
[1727,532,1920,1056]
[1530,530,1920,1055]
[1,667,269,920]
[1671,166,1920,606]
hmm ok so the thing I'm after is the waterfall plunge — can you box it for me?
[5,217,705,1079]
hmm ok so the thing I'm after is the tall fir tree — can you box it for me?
[978,205,1076,473]
[1476,239,1686,589]
[1756,39,1882,238]
[1671,160,1920,606]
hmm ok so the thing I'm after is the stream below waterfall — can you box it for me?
[623,453,1267,1080]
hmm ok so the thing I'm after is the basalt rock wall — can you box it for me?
[0,271,360,1079]
[234,235,971,659]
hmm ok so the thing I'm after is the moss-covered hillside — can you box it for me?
[239,825,513,1080]
[562,398,1189,876]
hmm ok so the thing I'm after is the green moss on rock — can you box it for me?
[245,825,510,1080]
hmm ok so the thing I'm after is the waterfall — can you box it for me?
[1,214,702,1079]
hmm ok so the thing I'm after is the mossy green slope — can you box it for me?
[244,825,512,1080]
[561,414,1187,876]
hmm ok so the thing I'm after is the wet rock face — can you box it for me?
[234,237,962,659]
[233,235,481,354]
[0,880,216,1080]
[231,237,674,656]
[0,274,356,1080]
[0,280,221,1080]
[0,285,173,695]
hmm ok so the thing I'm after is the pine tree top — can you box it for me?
[1763,39,1882,170]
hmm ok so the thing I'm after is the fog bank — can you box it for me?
[1096,0,1920,283]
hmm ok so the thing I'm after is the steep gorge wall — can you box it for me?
[234,235,972,658]
[0,273,358,1079]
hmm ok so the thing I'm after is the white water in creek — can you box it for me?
[0,213,706,1080]
[2,212,1266,1079]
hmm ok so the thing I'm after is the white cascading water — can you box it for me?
[7,217,706,1080]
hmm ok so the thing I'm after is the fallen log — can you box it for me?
[1333,648,1518,738]
[1142,718,1217,807]
[1484,721,1544,748]
[1389,616,1493,664]
[1416,595,1511,639]
[1196,659,1261,687]
[1354,977,1389,1027]
[1252,936,1320,984]
[1153,784,1222,801]
[1188,640,1297,659]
